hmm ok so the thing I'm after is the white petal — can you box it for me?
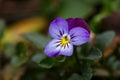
[59,43,73,56]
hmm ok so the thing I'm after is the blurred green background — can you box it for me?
[0,0,120,80]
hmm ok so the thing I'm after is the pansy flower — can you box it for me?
[44,18,90,57]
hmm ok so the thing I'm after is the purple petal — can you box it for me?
[67,18,90,33]
[44,39,73,57]
[59,43,73,56]
[69,27,90,45]
[49,18,68,39]
[44,39,61,57]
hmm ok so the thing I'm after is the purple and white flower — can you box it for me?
[44,18,90,57]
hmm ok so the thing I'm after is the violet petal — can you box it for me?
[44,39,61,57]
[49,18,68,39]
[69,27,90,45]
[67,18,90,33]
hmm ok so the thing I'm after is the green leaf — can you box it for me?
[96,31,115,51]
[90,0,116,33]
[0,19,5,39]
[80,62,93,80]
[78,43,90,54]
[76,43,102,60]
[32,52,54,68]
[114,0,120,10]
[32,53,54,68]
[76,43,91,57]
[32,53,46,64]
[22,33,51,49]
[68,62,92,80]
[112,61,120,70]
[90,12,109,33]
[4,43,15,58]
[85,48,102,60]
[11,56,26,67]
[58,0,93,18]
[68,73,81,80]
[39,57,55,68]
[105,56,120,70]
[35,72,46,80]
[106,56,116,66]
[55,56,66,62]
[15,42,27,57]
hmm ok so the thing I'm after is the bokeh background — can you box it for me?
[0,0,120,80]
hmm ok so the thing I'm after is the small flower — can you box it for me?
[44,18,90,57]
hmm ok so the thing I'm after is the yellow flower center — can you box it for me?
[60,34,70,46]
